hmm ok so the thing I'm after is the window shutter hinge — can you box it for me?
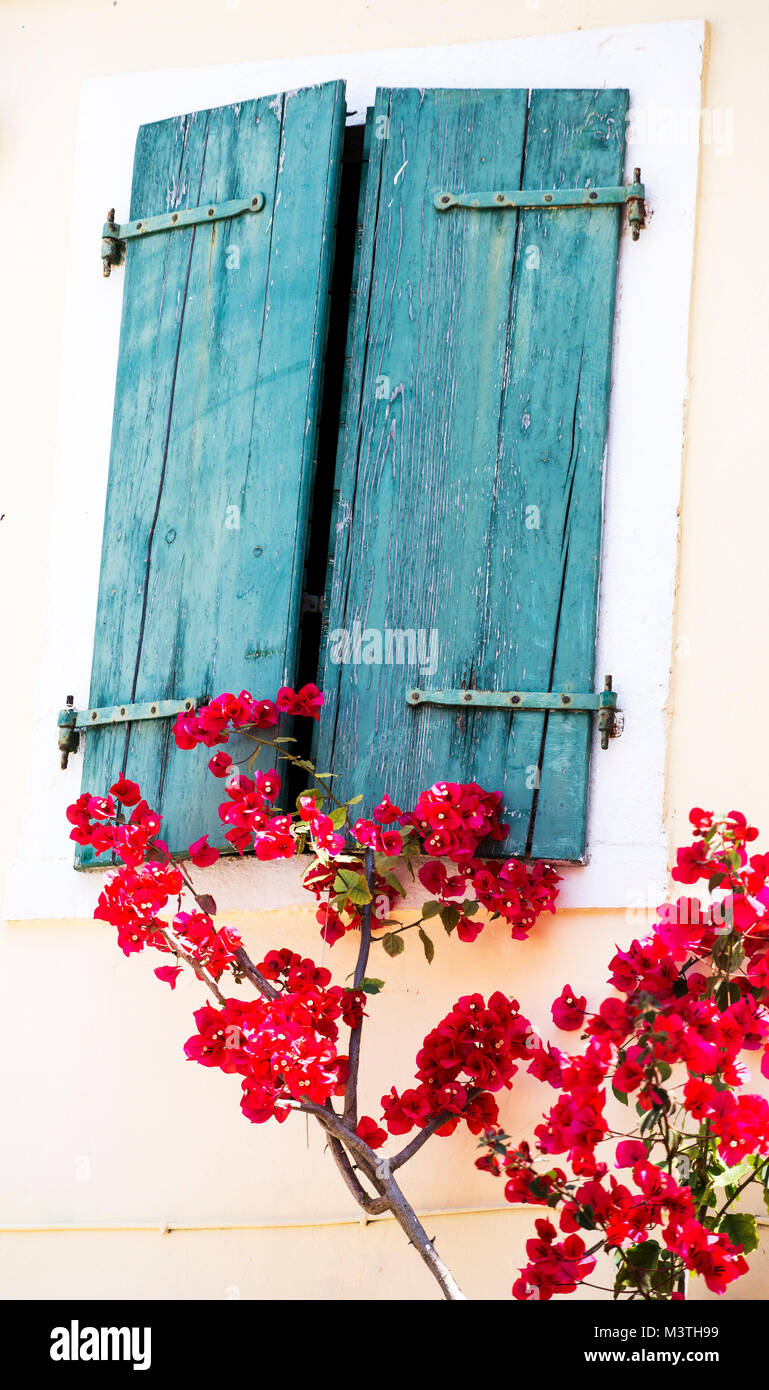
[434,170,646,240]
[57,696,198,768]
[101,193,266,277]
[407,675,621,750]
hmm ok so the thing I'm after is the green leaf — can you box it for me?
[418,927,435,964]
[625,1240,660,1271]
[440,905,461,935]
[612,1084,629,1106]
[708,873,725,892]
[346,794,363,806]
[360,977,385,995]
[715,980,730,1011]
[421,900,443,919]
[639,1106,662,1135]
[462,900,480,916]
[712,1159,754,1189]
[720,1212,759,1254]
[377,867,406,896]
[333,869,372,906]
[382,932,405,958]
[712,931,737,972]
[329,806,349,830]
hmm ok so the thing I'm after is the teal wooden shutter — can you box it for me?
[317,87,628,862]
[77,81,346,866]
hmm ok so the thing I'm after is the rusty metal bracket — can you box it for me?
[101,192,266,276]
[434,170,646,240]
[58,696,198,768]
[407,676,619,750]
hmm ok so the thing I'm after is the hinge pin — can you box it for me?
[101,209,122,278]
[598,675,615,750]
[58,694,79,769]
[627,168,646,241]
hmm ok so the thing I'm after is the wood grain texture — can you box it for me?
[317,87,627,862]
[78,82,346,866]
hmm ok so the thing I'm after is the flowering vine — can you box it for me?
[66,685,768,1301]
[66,685,558,1300]
[477,810,769,1300]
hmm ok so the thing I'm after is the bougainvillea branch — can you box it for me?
[68,684,767,1300]
[66,685,559,1300]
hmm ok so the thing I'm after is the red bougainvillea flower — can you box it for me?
[352,819,403,856]
[249,698,280,729]
[405,781,508,861]
[316,903,347,946]
[275,683,324,720]
[254,769,281,802]
[551,985,587,1032]
[456,915,484,943]
[183,953,356,1122]
[109,776,141,807]
[208,752,233,779]
[512,1220,596,1301]
[188,835,220,868]
[615,1139,647,1168]
[173,690,281,752]
[356,1116,387,1149]
[154,965,182,989]
[379,991,533,1142]
[416,853,560,944]
[373,794,403,825]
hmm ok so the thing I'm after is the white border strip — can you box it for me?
[4,21,704,919]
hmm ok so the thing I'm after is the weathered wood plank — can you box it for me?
[317,86,627,862]
[514,89,628,860]
[316,87,529,841]
[78,82,346,865]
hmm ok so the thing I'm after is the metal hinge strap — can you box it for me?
[101,193,266,276]
[434,171,646,240]
[407,677,619,749]
[58,696,197,768]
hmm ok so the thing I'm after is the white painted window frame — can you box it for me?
[4,20,704,920]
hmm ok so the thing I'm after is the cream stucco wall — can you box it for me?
[1,0,768,1301]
